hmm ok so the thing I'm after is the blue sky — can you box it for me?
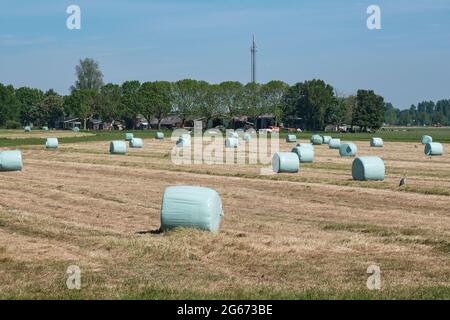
[0,0,449,108]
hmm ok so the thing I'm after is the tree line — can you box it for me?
[1,58,447,131]
[385,100,450,126]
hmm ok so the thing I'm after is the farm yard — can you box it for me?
[0,129,449,299]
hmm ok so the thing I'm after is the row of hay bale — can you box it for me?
[421,135,444,156]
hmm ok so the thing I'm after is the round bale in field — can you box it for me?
[352,156,385,181]
[110,141,127,154]
[124,132,134,141]
[155,132,164,139]
[421,135,433,145]
[272,152,299,173]
[160,186,224,233]
[310,135,323,145]
[176,136,191,148]
[370,137,384,147]
[72,127,80,132]
[0,150,23,172]
[424,142,443,156]
[225,137,239,148]
[243,133,252,141]
[292,144,314,163]
[322,136,332,144]
[339,142,358,157]
[45,137,58,149]
[286,134,297,143]
[42,126,49,131]
[329,138,341,149]
[24,126,31,132]
[229,132,239,139]
[129,138,143,148]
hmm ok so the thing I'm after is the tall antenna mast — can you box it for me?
[251,34,257,83]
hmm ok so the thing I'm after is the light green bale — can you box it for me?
[272,152,299,173]
[72,127,80,132]
[225,137,239,148]
[329,138,341,149]
[176,136,191,148]
[286,135,297,143]
[370,137,384,147]
[42,126,49,131]
[0,150,23,172]
[45,137,59,149]
[310,135,323,145]
[424,142,443,156]
[243,133,252,141]
[421,135,432,144]
[110,141,127,154]
[129,138,143,148]
[124,133,134,141]
[24,126,31,132]
[155,132,164,139]
[160,186,224,233]
[322,136,332,144]
[292,144,314,163]
[352,156,385,181]
[339,142,358,157]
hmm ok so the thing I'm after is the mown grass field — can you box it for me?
[0,128,449,299]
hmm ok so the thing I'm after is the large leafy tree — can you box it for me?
[173,79,208,126]
[139,81,173,129]
[218,81,244,127]
[64,89,98,129]
[36,90,65,127]
[15,86,44,125]
[0,84,22,126]
[120,80,141,129]
[352,89,385,131]
[99,83,121,122]
[261,80,289,126]
[194,84,225,127]
[71,58,104,92]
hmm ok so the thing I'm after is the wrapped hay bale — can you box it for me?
[176,135,191,148]
[229,132,239,139]
[272,152,299,173]
[225,137,239,148]
[424,142,443,156]
[339,142,358,157]
[310,135,323,145]
[45,138,58,149]
[352,156,385,181]
[124,133,134,141]
[155,132,164,140]
[292,144,314,163]
[72,127,80,132]
[421,135,432,145]
[160,186,224,233]
[0,150,23,172]
[322,136,332,144]
[286,135,297,143]
[243,133,252,141]
[24,126,31,132]
[329,138,341,149]
[129,138,143,148]
[42,126,49,131]
[110,141,127,154]
[370,137,384,147]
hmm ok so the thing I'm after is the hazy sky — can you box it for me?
[1,0,449,108]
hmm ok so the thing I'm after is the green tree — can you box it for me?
[64,89,98,129]
[352,90,385,131]
[261,81,289,126]
[0,84,22,126]
[120,80,141,129]
[15,86,44,126]
[36,90,65,128]
[72,58,104,92]
[173,79,207,126]
[99,83,121,122]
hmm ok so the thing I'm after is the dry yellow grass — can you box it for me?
[0,139,449,299]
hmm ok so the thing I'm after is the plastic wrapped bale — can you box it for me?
[339,142,358,157]
[160,186,224,233]
[329,138,341,149]
[225,137,239,148]
[176,136,191,148]
[421,135,432,145]
[110,141,127,154]
[310,135,323,145]
[322,136,332,144]
[42,126,49,131]
[229,132,239,139]
[291,144,314,163]
[352,156,385,181]
[370,137,384,147]
[272,152,299,173]
[124,133,134,141]
[155,132,164,140]
[45,138,58,149]
[24,126,31,132]
[72,127,80,132]
[0,150,23,172]
[286,135,297,143]
[129,138,143,148]
[243,133,252,141]
[425,142,443,156]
